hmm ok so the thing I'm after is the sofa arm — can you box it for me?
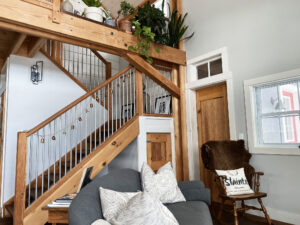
[178,181,211,205]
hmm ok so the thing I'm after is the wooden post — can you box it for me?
[171,66,183,180]
[52,0,61,24]
[135,70,143,115]
[171,0,190,181]
[14,132,28,225]
[106,62,112,130]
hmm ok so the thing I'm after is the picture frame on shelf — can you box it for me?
[121,103,135,119]
[155,95,172,114]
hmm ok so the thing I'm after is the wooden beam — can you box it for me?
[125,53,180,98]
[10,33,27,55]
[14,132,28,225]
[135,70,143,115]
[23,116,140,225]
[27,37,46,58]
[175,0,189,181]
[0,0,186,65]
[91,49,109,65]
[171,66,183,180]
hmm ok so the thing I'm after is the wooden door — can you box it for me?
[147,133,172,172]
[196,83,230,203]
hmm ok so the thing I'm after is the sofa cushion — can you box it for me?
[166,201,213,225]
[69,169,142,225]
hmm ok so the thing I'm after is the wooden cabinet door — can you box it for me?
[196,83,230,203]
[146,133,172,172]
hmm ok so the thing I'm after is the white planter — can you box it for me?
[84,7,103,22]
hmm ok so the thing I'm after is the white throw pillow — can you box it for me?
[141,162,186,204]
[99,187,139,222]
[216,168,254,196]
[110,192,179,225]
[91,219,111,225]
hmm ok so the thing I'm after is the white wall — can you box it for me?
[183,0,300,223]
[1,52,105,204]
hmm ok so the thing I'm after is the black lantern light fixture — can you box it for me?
[31,61,43,85]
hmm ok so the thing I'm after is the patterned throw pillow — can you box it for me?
[216,168,254,196]
[99,187,139,221]
[110,192,179,225]
[91,219,111,225]
[141,162,186,204]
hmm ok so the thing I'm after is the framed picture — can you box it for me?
[155,95,172,114]
[121,103,134,119]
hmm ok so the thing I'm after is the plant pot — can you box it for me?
[105,19,115,27]
[119,19,132,32]
[84,7,103,22]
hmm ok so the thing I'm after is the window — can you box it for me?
[196,57,223,80]
[245,69,300,155]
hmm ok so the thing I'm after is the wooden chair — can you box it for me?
[201,140,272,225]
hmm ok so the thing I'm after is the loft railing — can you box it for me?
[14,66,139,225]
[41,40,112,91]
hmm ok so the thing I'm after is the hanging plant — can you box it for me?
[166,5,194,48]
[128,20,160,64]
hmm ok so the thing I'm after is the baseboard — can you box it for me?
[248,207,300,225]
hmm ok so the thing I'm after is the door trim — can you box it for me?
[186,49,237,180]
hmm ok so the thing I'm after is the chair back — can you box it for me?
[201,140,255,185]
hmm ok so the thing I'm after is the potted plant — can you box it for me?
[103,9,115,27]
[134,1,168,45]
[117,1,135,32]
[83,0,104,22]
[166,6,194,48]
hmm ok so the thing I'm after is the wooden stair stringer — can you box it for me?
[22,116,140,225]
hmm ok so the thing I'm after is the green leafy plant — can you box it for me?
[102,9,113,20]
[129,20,160,64]
[118,1,135,17]
[166,6,194,48]
[134,0,168,45]
[82,0,102,7]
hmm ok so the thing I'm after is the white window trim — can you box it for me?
[244,68,300,155]
[186,47,237,180]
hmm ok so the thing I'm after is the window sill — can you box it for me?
[250,145,300,156]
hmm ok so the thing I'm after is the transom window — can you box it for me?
[255,79,300,145]
[197,57,223,80]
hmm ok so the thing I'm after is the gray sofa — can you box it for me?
[69,169,213,225]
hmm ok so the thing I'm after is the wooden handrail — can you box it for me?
[26,65,133,136]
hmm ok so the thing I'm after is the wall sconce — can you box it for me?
[31,61,43,85]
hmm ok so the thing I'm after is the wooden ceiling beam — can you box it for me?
[27,37,46,58]
[0,0,186,65]
[10,33,27,55]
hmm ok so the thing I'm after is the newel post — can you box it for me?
[14,132,28,225]
[135,70,143,115]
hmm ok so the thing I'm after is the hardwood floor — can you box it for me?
[213,212,293,225]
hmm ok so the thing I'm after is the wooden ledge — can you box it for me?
[0,0,186,65]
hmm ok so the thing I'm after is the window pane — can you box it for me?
[197,63,209,80]
[279,82,299,111]
[210,58,223,76]
[281,116,300,143]
[261,117,281,144]
[257,86,279,114]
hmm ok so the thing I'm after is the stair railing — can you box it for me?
[42,40,112,91]
[14,65,140,225]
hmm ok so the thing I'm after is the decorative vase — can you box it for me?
[105,19,115,27]
[84,7,104,22]
[61,0,73,13]
[119,19,132,32]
